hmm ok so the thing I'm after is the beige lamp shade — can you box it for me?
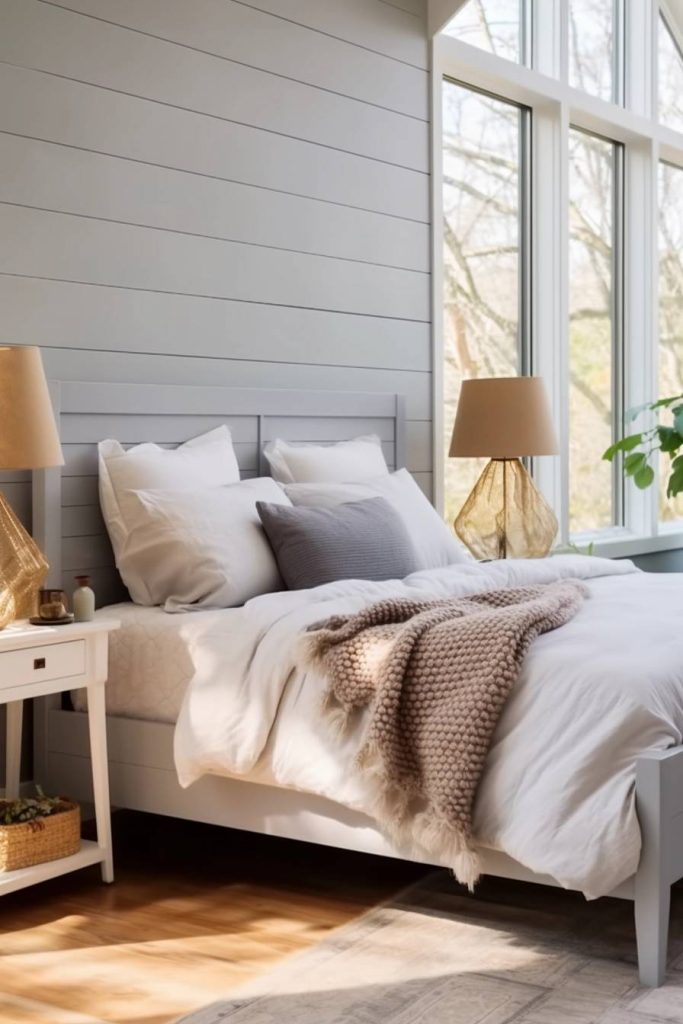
[449,376,558,459]
[0,346,63,470]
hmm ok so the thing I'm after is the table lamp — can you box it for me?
[449,377,559,560]
[0,347,64,628]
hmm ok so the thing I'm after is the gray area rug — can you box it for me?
[177,872,683,1023]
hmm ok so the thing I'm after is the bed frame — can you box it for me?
[32,380,683,988]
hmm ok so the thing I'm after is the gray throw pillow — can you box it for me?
[256,496,420,590]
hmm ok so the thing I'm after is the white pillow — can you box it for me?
[119,478,291,610]
[284,469,472,571]
[264,435,388,484]
[99,426,240,569]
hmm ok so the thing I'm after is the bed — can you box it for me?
[31,379,683,988]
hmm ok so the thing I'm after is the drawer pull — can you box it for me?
[33,657,46,670]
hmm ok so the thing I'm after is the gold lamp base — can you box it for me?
[454,458,558,561]
[0,491,49,629]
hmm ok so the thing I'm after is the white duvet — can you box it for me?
[174,556,683,898]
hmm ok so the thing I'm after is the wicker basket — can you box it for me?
[0,801,80,872]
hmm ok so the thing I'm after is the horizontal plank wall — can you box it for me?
[0,0,432,554]
[0,0,430,789]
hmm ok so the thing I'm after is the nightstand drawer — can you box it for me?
[0,640,86,688]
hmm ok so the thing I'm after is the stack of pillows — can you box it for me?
[98,428,470,612]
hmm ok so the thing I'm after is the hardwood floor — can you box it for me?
[0,811,427,1024]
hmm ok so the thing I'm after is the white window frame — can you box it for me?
[432,0,683,558]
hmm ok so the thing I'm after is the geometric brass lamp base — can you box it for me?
[0,491,49,629]
[454,457,558,561]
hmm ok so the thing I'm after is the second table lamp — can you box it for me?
[449,377,559,560]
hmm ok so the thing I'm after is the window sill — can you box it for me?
[569,528,683,559]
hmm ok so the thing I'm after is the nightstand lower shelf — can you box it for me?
[0,840,104,896]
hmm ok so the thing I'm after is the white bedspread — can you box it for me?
[173,556,683,898]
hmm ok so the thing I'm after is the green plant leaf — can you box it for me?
[651,394,683,411]
[627,394,683,421]
[602,433,643,461]
[633,464,655,489]
[672,406,683,438]
[624,451,647,476]
[657,426,683,454]
[667,458,683,497]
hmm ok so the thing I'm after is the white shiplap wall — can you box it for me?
[0,0,432,526]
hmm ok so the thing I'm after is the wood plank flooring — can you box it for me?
[0,811,427,1024]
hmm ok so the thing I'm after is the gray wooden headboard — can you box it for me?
[33,381,406,607]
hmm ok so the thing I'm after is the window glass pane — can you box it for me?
[569,0,618,103]
[568,129,618,535]
[659,162,683,522]
[443,0,522,64]
[659,16,683,134]
[442,79,524,524]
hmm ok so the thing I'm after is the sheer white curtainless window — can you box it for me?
[443,0,528,64]
[658,160,683,525]
[433,0,683,557]
[568,128,623,536]
[441,79,529,524]
[659,12,683,133]
[568,0,625,105]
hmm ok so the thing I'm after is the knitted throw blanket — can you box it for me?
[304,580,587,888]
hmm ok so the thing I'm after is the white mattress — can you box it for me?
[71,602,224,723]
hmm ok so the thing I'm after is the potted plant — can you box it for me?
[603,393,683,498]
[0,786,80,872]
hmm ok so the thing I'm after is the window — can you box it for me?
[568,130,622,535]
[659,161,683,522]
[442,79,527,523]
[568,0,622,103]
[659,15,683,134]
[437,1,683,557]
[443,0,525,64]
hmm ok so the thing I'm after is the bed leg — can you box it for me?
[634,753,672,987]
[635,872,670,987]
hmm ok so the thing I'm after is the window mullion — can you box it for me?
[612,142,626,528]
[623,139,659,539]
[519,106,533,376]
[531,99,568,539]
[613,0,626,106]
[625,0,657,117]
[531,0,561,78]
[646,138,660,540]
[558,0,569,87]
[521,0,533,68]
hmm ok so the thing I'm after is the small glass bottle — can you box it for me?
[73,575,95,622]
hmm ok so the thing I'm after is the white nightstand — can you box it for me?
[0,618,120,895]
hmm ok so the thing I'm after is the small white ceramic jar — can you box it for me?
[73,575,95,622]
